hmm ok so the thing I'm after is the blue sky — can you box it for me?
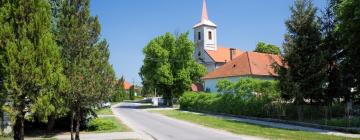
[90,0,328,84]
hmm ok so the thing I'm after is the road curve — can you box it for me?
[112,103,260,140]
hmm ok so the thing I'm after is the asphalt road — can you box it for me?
[112,103,260,140]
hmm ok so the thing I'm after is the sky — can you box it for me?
[90,0,328,85]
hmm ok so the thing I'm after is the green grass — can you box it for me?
[0,136,12,140]
[152,110,358,140]
[315,117,360,128]
[95,107,113,115]
[86,117,131,133]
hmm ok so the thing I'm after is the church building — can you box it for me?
[194,0,283,92]
[193,0,243,72]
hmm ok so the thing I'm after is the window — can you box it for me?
[208,31,212,40]
[198,32,201,40]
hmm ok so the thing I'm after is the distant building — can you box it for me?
[193,0,283,92]
[123,80,132,90]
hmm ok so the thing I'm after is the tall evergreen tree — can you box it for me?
[319,0,343,105]
[337,0,360,110]
[0,0,66,139]
[49,0,63,31]
[279,0,325,120]
[56,0,115,139]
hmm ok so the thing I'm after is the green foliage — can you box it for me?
[95,108,112,115]
[179,92,351,122]
[216,78,280,98]
[154,110,359,140]
[111,77,127,102]
[0,0,66,139]
[179,91,275,118]
[337,0,360,103]
[87,118,117,131]
[56,0,116,138]
[254,42,281,55]
[129,85,135,100]
[140,32,206,106]
[279,0,326,109]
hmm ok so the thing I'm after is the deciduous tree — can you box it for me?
[254,42,281,55]
[140,32,206,106]
[56,0,115,139]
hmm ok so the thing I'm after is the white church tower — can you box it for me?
[193,0,217,51]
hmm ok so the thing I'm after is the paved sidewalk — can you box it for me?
[52,132,142,140]
[176,110,360,139]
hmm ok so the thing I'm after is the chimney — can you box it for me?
[230,48,236,60]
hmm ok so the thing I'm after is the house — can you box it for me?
[193,0,283,92]
[202,52,282,92]
[123,80,132,90]
[193,0,243,72]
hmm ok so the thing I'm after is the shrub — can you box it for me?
[179,91,274,118]
[179,92,352,122]
[87,118,116,131]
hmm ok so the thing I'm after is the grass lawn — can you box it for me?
[95,107,113,115]
[152,110,358,140]
[86,117,131,133]
[0,136,12,140]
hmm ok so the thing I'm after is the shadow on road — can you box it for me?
[114,102,172,110]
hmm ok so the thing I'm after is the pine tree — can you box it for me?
[337,0,360,113]
[279,0,325,120]
[0,0,66,139]
[56,0,115,139]
[320,0,342,105]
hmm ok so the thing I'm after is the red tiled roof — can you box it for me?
[191,84,203,92]
[124,81,132,90]
[203,52,283,79]
[205,47,243,62]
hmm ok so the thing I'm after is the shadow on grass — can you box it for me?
[24,129,67,138]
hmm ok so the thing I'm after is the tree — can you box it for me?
[49,0,63,31]
[337,0,360,112]
[319,0,343,106]
[111,76,126,102]
[278,0,325,121]
[0,0,66,139]
[140,32,206,106]
[129,85,135,100]
[254,42,281,55]
[56,0,115,139]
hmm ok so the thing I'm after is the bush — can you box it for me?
[87,118,116,131]
[179,91,274,118]
[216,78,280,98]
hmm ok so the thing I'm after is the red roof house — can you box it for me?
[202,52,283,92]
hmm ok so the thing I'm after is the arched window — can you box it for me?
[208,31,212,40]
[198,32,201,40]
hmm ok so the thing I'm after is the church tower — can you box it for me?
[193,0,217,51]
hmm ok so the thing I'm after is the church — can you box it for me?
[194,0,283,92]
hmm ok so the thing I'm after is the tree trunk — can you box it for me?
[75,106,81,140]
[0,111,4,135]
[13,113,25,140]
[297,105,303,121]
[70,111,75,140]
[46,115,56,135]
[168,91,173,107]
